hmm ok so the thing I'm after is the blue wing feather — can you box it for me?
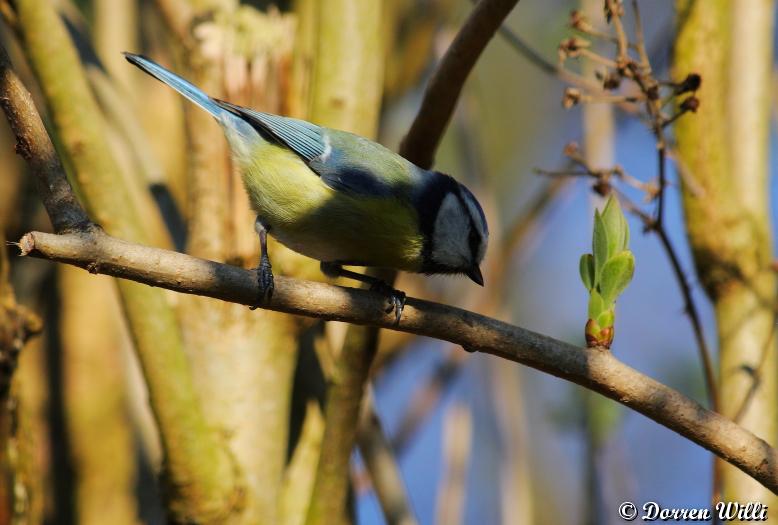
[214,100,324,160]
[309,159,394,197]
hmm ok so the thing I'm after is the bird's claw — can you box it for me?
[370,281,406,325]
[250,256,274,310]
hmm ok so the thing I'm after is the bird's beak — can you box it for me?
[466,265,484,286]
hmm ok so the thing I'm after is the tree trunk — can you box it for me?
[674,0,777,512]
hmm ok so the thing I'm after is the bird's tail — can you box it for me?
[123,53,226,118]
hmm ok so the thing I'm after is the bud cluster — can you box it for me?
[579,196,635,348]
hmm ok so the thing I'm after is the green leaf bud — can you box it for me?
[598,250,635,305]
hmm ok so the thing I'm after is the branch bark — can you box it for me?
[14,228,778,494]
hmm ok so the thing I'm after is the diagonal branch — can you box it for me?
[400,0,521,168]
[0,46,90,233]
[15,227,778,493]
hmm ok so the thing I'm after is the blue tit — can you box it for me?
[124,53,488,321]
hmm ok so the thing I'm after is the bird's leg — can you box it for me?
[250,217,274,309]
[320,262,406,324]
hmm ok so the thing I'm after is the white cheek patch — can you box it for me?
[431,193,470,267]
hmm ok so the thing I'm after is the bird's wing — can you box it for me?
[215,100,324,160]
[214,100,403,197]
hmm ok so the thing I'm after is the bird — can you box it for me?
[124,53,488,323]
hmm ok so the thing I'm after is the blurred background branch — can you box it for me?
[303,2,386,524]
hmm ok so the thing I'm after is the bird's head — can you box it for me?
[425,178,489,285]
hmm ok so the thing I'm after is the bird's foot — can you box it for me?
[249,256,274,310]
[370,280,406,325]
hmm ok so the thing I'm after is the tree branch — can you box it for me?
[399,0,521,168]
[0,45,90,233]
[14,227,778,493]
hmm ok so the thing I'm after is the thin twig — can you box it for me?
[577,48,620,69]
[435,403,471,525]
[631,0,651,70]
[653,225,718,405]
[621,6,717,409]
[606,0,629,63]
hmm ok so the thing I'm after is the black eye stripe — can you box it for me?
[469,222,479,248]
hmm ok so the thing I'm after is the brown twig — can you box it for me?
[605,0,629,62]
[0,45,90,233]
[13,228,778,493]
[435,403,471,524]
[400,0,522,168]
[630,0,651,70]
[618,9,716,410]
